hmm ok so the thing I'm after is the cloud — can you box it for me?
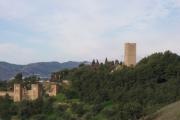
[0,0,180,63]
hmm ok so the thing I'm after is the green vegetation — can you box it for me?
[0,51,180,120]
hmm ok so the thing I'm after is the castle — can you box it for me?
[0,82,59,102]
[0,42,136,102]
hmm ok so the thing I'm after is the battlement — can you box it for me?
[0,91,14,97]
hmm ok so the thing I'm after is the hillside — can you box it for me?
[145,101,180,120]
[0,51,180,120]
[0,61,84,80]
[53,51,180,120]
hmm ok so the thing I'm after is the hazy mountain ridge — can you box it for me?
[0,61,84,80]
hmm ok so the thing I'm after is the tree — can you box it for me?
[96,59,99,65]
[0,95,15,120]
[105,58,108,65]
[92,59,96,66]
[14,73,23,83]
[115,60,119,65]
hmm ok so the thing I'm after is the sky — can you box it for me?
[0,0,180,64]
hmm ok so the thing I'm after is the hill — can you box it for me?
[53,51,180,120]
[145,101,180,120]
[0,51,179,120]
[0,61,84,80]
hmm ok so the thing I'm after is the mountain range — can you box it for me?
[0,61,85,80]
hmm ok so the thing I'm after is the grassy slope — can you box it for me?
[145,101,180,120]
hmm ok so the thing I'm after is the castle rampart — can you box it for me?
[0,82,59,102]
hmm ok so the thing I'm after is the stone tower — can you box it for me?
[14,84,22,102]
[31,84,40,100]
[124,43,136,66]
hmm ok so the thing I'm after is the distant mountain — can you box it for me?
[0,61,86,80]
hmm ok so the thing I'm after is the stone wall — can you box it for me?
[31,84,41,100]
[0,82,59,102]
[48,84,59,96]
[0,91,14,97]
[14,84,22,102]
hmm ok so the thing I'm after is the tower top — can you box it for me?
[125,43,136,45]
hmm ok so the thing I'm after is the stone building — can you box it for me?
[0,82,60,102]
[15,84,41,102]
[124,43,136,66]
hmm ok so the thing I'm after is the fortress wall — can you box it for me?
[0,83,59,102]
[22,90,32,100]
[31,84,41,100]
[48,84,59,96]
[27,90,32,97]
[14,84,22,102]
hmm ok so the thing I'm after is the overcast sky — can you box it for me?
[0,0,180,64]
